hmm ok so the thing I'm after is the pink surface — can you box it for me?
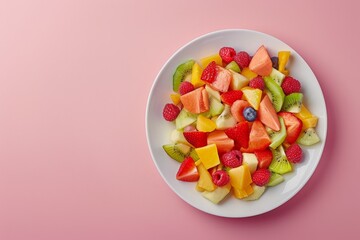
[0,0,359,239]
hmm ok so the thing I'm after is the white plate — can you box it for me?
[146,29,327,217]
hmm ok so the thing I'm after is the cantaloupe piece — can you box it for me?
[258,95,281,131]
[195,144,220,170]
[231,100,250,122]
[196,163,216,191]
[207,130,234,154]
[249,45,272,76]
[180,87,209,114]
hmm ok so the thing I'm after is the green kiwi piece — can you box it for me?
[297,127,320,145]
[175,109,197,130]
[267,172,285,187]
[267,116,287,149]
[282,93,303,113]
[173,60,195,92]
[269,68,285,85]
[225,61,241,73]
[189,148,200,161]
[264,76,285,112]
[163,143,191,162]
[269,145,292,174]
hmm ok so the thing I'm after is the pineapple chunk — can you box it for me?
[195,144,220,169]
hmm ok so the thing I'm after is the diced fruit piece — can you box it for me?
[229,70,249,90]
[229,164,253,199]
[241,87,262,110]
[264,76,285,112]
[205,85,221,101]
[173,60,195,92]
[234,51,251,69]
[249,45,272,76]
[297,128,320,145]
[267,172,284,187]
[246,121,271,152]
[267,116,287,149]
[170,93,181,105]
[210,66,232,92]
[221,150,242,168]
[162,143,191,162]
[285,143,303,163]
[183,131,207,148]
[175,108,197,130]
[189,148,199,161]
[254,149,273,169]
[201,61,217,83]
[281,76,301,95]
[170,129,189,144]
[269,145,292,174]
[201,182,231,204]
[209,97,224,116]
[252,169,271,186]
[180,87,209,114]
[196,163,216,192]
[282,93,303,113]
[219,47,236,64]
[233,185,254,199]
[221,90,243,105]
[196,115,216,132]
[278,112,303,144]
[294,104,318,129]
[243,106,257,122]
[241,67,258,80]
[163,103,180,121]
[224,122,250,148]
[200,54,222,68]
[191,62,205,88]
[207,130,235,154]
[278,51,291,75]
[249,76,265,90]
[258,95,280,131]
[269,68,285,85]
[212,170,230,186]
[242,184,266,201]
[271,57,279,69]
[195,144,220,169]
[242,153,258,174]
[231,100,250,122]
[216,105,237,130]
[225,61,241,73]
[178,81,195,95]
[301,116,319,129]
[176,157,199,182]
[295,104,314,119]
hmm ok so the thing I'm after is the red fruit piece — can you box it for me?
[201,61,217,83]
[183,131,207,148]
[234,51,251,69]
[225,122,250,148]
[285,143,303,163]
[163,103,180,121]
[212,170,230,186]
[220,90,243,105]
[219,47,236,64]
[249,76,265,90]
[281,76,301,95]
[179,81,195,95]
[220,150,243,168]
[176,157,199,182]
[254,149,273,169]
[252,169,271,186]
[278,112,303,144]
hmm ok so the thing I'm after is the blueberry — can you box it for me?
[243,107,257,122]
[271,56,279,69]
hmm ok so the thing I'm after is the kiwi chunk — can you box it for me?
[267,116,287,149]
[297,127,320,145]
[269,68,285,85]
[267,172,284,187]
[162,143,191,162]
[282,93,303,113]
[269,145,292,174]
[173,60,195,92]
[264,76,285,112]
[225,61,241,73]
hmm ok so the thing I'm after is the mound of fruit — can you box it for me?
[162,45,320,204]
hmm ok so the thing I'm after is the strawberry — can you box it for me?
[249,76,265,90]
[225,122,250,148]
[176,157,199,182]
[220,150,243,168]
[219,47,236,64]
[254,149,273,169]
[278,112,303,144]
[281,76,301,95]
[163,103,180,121]
[234,51,251,69]
[220,90,243,105]
[212,170,230,186]
[201,61,217,83]
[179,81,195,95]
[252,169,271,186]
[183,131,207,148]
[285,143,303,163]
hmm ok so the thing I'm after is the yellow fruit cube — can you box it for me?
[195,144,220,169]
[200,54,222,68]
[229,164,253,195]
[196,163,216,192]
[295,104,314,120]
[241,87,263,110]
[302,116,318,129]
[196,115,217,132]
[191,63,205,88]
[240,67,258,80]
[170,93,181,105]
[295,104,318,129]
[278,51,291,75]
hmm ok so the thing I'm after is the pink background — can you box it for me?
[0,0,359,239]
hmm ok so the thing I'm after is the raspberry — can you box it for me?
[178,81,195,95]
[219,47,236,64]
[281,76,301,95]
[221,150,242,168]
[252,169,271,186]
[212,170,230,186]
[249,76,265,90]
[285,143,303,163]
[201,61,217,83]
[234,51,251,69]
[162,103,180,121]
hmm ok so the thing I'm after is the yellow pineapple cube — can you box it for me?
[170,93,181,105]
[195,144,220,169]
[200,54,222,68]
[228,164,253,190]
[196,115,217,132]
[295,104,318,129]
[241,87,263,110]
[240,67,258,80]
[191,63,205,88]
[196,163,216,192]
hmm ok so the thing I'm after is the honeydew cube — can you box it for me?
[195,144,220,169]
[201,182,231,204]
[205,85,221,101]
[170,129,189,145]
[229,70,250,90]
[242,153,258,174]
[196,163,216,192]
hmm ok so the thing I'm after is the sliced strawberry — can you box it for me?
[225,122,249,148]
[242,121,271,152]
[220,90,243,105]
[254,148,273,169]
[183,131,207,148]
[278,112,303,144]
[201,61,217,83]
[176,157,199,182]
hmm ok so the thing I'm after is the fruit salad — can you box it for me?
[162,45,321,204]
